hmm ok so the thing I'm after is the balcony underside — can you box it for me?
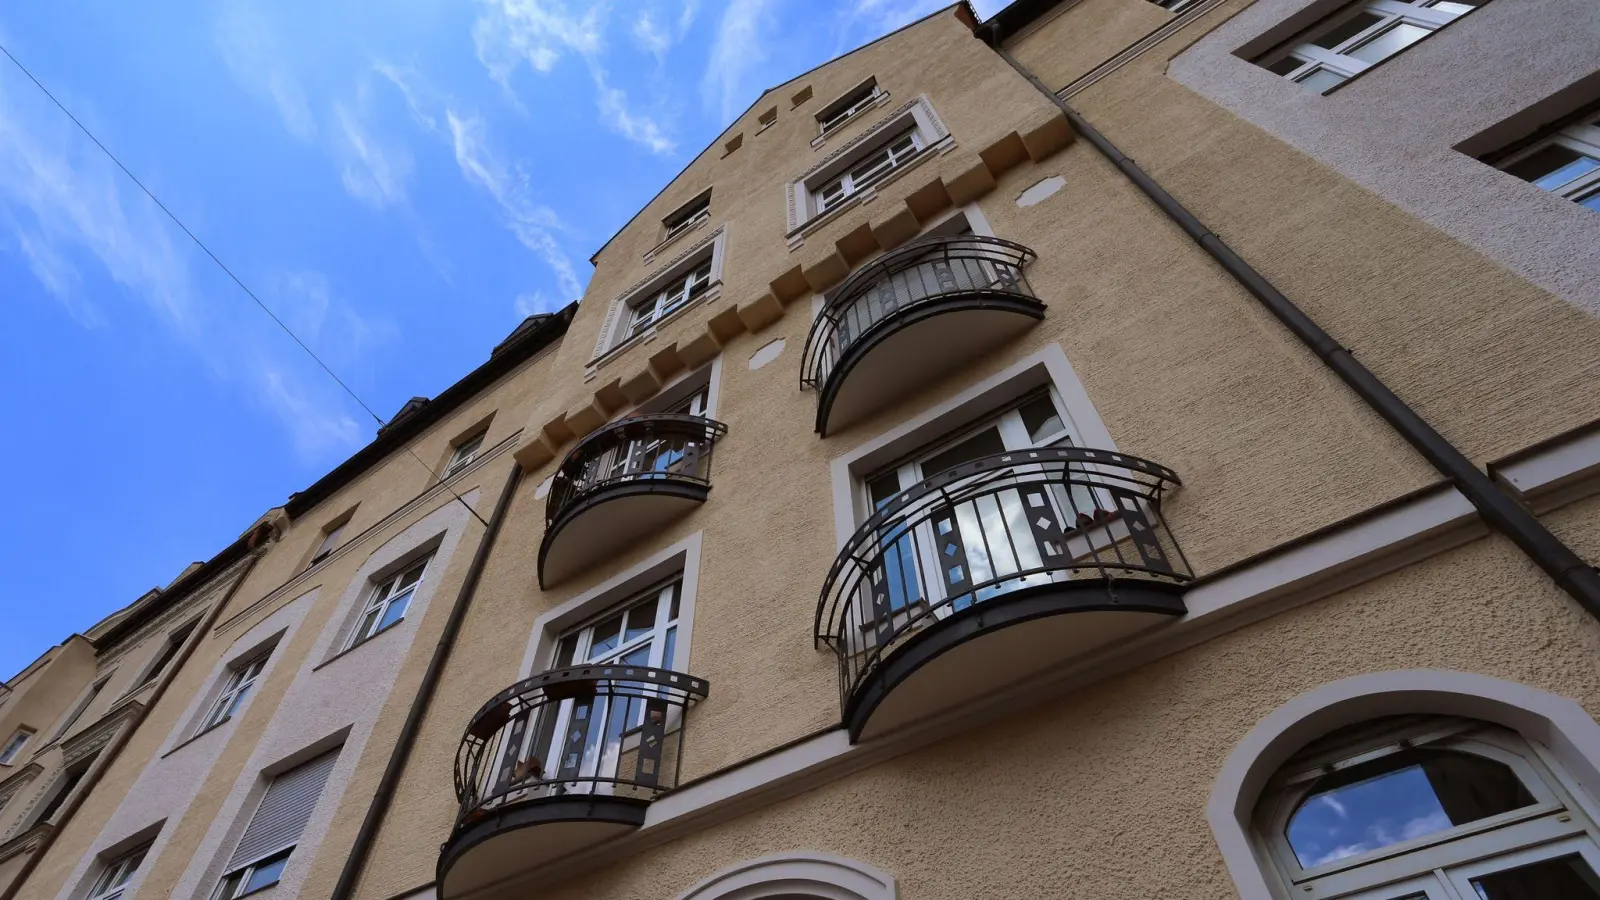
[538,479,708,588]
[438,795,648,899]
[816,291,1044,436]
[844,579,1186,742]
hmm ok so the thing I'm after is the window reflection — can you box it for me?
[1471,854,1600,899]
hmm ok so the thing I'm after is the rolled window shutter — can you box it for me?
[226,749,339,871]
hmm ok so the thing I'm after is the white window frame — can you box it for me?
[213,847,291,900]
[442,430,486,479]
[199,653,268,733]
[1258,0,1477,94]
[1253,718,1600,899]
[87,843,150,900]
[626,259,714,341]
[661,192,712,244]
[343,555,431,651]
[815,129,923,215]
[593,227,728,362]
[817,79,883,136]
[1496,116,1600,208]
[0,728,33,764]
[788,95,951,232]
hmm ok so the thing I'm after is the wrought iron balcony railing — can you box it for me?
[813,447,1192,733]
[454,666,709,824]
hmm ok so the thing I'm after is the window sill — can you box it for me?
[311,618,407,673]
[810,92,892,150]
[585,284,723,378]
[163,718,232,759]
[232,878,283,900]
[643,214,710,265]
[787,138,952,249]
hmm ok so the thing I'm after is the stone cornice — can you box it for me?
[59,700,142,767]
[0,763,41,804]
[0,822,50,863]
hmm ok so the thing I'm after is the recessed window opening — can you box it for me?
[0,727,33,764]
[54,676,109,740]
[1253,0,1484,93]
[32,752,98,825]
[345,555,432,650]
[1150,0,1203,10]
[136,621,197,689]
[1254,715,1600,898]
[758,107,777,131]
[87,842,151,900]
[818,79,882,135]
[816,128,922,214]
[308,507,356,569]
[627,259,713,340]
[443,429,488,479]
[661,191,711,244]
[199,651,270,733]
[213,748,340,900]
[1496,111,1600,213]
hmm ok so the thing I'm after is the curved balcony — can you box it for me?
[800,235,1044,437]
[538,414,728,588]
[439,665,709,898]
[814,447,1192,742]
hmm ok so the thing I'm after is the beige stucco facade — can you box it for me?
[9,2,1600,900]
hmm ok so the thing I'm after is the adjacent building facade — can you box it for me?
[7,0,1600,898]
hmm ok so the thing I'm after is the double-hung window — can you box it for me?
[1497,114,1600,212]
[214,749,339,900]
[346,556,430,650]
[862,389,1102,618]
[626,260,712,339]
[443,431,486,478]
[816,129,922,214]
[818,81,882,135]
[200,653,268,732]
[87,843,150,900]
[1258,0,1483,93]
[0,728,33,764]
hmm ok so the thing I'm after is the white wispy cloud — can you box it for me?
[374,63,441,133]
[332,99,414,210]
[833,0,949,52]
[702,0,777,124]
[631,12,674,61]
[446,110,584,303]
[514,291,551,317]
[591,68,676,154]
[0,77,382,460]
[213,0,317,141]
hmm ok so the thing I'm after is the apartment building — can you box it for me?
[8,0,1600,898]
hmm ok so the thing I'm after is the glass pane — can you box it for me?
[1504,145,1600,191]
[1266,55,1305,76]
[1019,395,1066,444]
[662,626,677,669]
[920,427,1007,479]
[1426,0,1477,13]
[1347,22,1432,63]
[1298,67,1349,92]
[1310,10,1385,49]
[1581,191,1600,213]
[868,472,903,510]
[398,563,425,591]
[1470,853,1600,899]
[354,605,384,642]
[555,634,579,668]
[242,854,289,893]
[1287,748,1537,868]
[588,614,623,659]
[218,871,244,900]
[624,596,659,643]
[377,589,413,631]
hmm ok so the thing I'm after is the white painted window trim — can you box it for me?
[519,532,704,679]
[198,653,269,734]
[786,95,953,235]
[1206,670,1600,900]
[86,842,149,900]
[677,852,898,900]
[1258,0,1473,93]
[341,554,433,652]
[1497,118,1600,205]
[827,343,1117,548]
[0,729,33,765]
[816,78,885,138]
[443,431,486,479]
[591,227,729,368]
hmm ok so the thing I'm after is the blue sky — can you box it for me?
[0,0,1008,678]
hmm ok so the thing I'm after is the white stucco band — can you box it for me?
[677,852,898,900]
[1206,669,1600,900]
[1166,0,1600,318]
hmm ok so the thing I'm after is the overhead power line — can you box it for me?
[0,42,491,529]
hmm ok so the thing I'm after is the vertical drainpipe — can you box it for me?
[329,461,524,900]
[973,26,1600,618]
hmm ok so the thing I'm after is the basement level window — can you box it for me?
[1252,0,1483,93]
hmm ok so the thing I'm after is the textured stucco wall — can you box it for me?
[1165,0,1600,318]
[1007,0,1173,91]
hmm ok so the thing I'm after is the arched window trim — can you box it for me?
[1206,669,1600,900]
[1256,720,1585,894]
[676,852,897,900]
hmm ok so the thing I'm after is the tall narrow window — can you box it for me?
[1254,0,1484,93]
[136,622,196,690]
[345,556,431,650]
[308,521,345,569]
[817,79,882,135]
[87,843,151,900]
[214,749,340,900]
[443,431,487,478]
[1496,113,1600,212]
[815,129,922,214]
[54,677,108,741]
[199,652,269,733]
[0,728,33,764]
[32,753,98,825]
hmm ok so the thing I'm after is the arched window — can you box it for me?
[1254,715,1600,899]
[676,852,896,900]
